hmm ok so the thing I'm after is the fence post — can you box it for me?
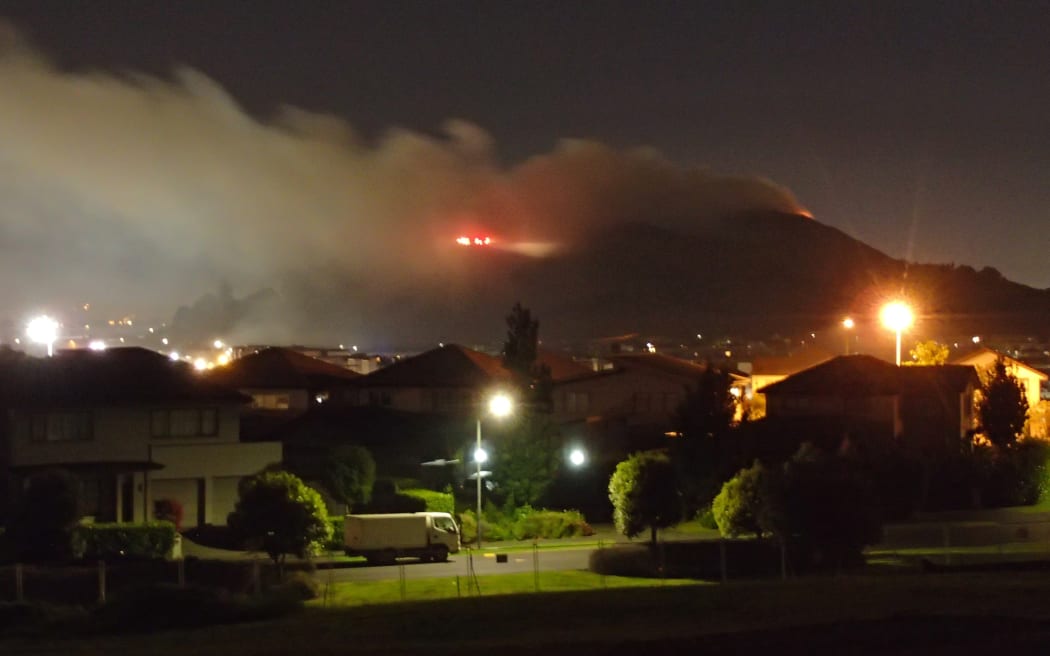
[943,524,951,566]
[14,563,23,603]
[533,541,540,592]
[719,539,728,584]
[399,564,407,601]
[97,560,107,604]
[455,575,461,598]
[598,540,606,589]
[779,538,787,581]
[252,559,262,596]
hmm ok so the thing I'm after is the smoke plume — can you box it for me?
[0,23,803,345]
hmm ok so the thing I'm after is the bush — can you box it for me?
[90,583,302,634]
[608,451,682,543]
[767,444,882,569]
[227,471,332,567]
[153,499,184,531]
[400,488,455,514]
[696,507,718,530]
[321,445,376,511]
[0,601,88,636]
[458,507,593,543]
[511,509,593,540]
[74,521,177,561]
[712,461,772,538]
[589,540,795,580]
[359,480,427,513]
[8,469,81,562]
[326,516,345,550]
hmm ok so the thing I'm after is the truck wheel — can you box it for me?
[430,546,449,563]
[380,549,398,565]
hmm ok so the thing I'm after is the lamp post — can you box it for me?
[26,315,59,357]
[475,392,513,548]
[841,317,855,355]
[879,301,914,366]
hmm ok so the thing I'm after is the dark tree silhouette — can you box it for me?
[978,357,1029,448]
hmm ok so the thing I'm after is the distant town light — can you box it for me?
[972,335,981,344]
[193,358,208,371]
[842,317,854,329]
[217,353,231,366]
[213,339,224,349]
[169,351,180,361]
[161,337,169,345]
[88,340,107,351]
[26,315,59,356]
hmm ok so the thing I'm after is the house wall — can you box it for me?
[149,441,282,527]
[766,393,899,434]
[551,371,692,427]
[242,388,311,412]
[957,352,1045,408]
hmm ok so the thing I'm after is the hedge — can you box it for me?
[400,489,455,514]
[74,521,177,561]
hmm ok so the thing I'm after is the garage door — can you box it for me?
[212,476,244,526]
[151,478,202,528]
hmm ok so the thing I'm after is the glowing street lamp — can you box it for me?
[569,447,587,467]
[26,316,59,356]
[880,301,914,366]
[841,317,855,355]
[475,392,513,548]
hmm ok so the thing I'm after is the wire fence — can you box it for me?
[6,521,1050,606]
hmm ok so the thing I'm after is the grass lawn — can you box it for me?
[10,570,1050,655]
[312,570,700,607]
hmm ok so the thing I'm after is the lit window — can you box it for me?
[31,412,92,442]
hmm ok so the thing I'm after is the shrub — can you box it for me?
[712,461,772,538]
[8,469,81,562]
[401,488,455,514]
[90,583,302,634]
[227,471,332,567]
[359,480,427,513]
[767,444,882,569]
[153,499,184,531]
[320,445,375,511]
[696,507,718,530]
[326,516,345,550]
[511,509,593,540]
[608,451,682,543]
[74,521,177,561]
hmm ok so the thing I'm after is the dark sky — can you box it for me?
[0,1,1048,339]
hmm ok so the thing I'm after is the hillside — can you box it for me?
[511,212,1050,340]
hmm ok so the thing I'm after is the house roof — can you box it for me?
[950,346,1049,381]
[353,344,590,388]
[759,354,977,397]
[750,347,835,376]
[206,346,360,390]
[0,347,247,408]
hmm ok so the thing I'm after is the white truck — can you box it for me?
[343,512,461,564]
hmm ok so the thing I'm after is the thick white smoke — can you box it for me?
[0,23,803,342]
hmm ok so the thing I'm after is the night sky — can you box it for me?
[0,1,1048,343]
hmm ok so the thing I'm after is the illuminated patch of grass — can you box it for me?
[310,571,700,607]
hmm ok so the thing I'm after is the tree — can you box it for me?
[978,357,1029,448]
[227,471,332,570]
[670,366,739,512]
[321,445,376,512]
[711,461,774,538]
[501,302,552,407]
[905,340,950,366]
[608,451,682,543]
[492,413,560,509]
[764,444,882,569]
[8,469,81,561]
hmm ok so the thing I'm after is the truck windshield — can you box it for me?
[433,516,457,533]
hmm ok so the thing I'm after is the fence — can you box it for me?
[7,520,1050,606]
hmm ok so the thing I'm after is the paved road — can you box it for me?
[320,546,593,582]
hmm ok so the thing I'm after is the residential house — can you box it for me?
[0,348,281,528]
[350,344,591,414]
[950,346,1047,410]
[551,353,748,432]
[748,347,834,403]
[759,354,979,451]
[208,346,361,412]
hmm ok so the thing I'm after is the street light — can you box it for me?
[880,301,914,366]
[841,317,854,355]
[475,392,513,548]
[568,447,587,467]
[26,315,59,357]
